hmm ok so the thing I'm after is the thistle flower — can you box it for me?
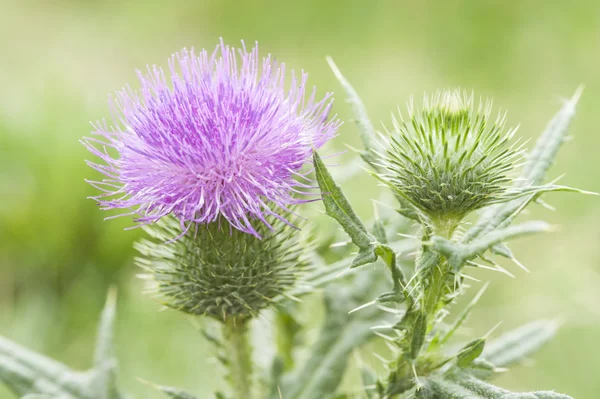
[83,40,339,237]
[376,90,523,225]
[135,216,309,321]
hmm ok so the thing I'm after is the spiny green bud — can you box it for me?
[376,90,523,225]
[135,216,309,322]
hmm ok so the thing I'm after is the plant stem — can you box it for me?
[223,317,252,399]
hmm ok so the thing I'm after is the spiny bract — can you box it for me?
[82,39,339,237]
[135,216,308,321]
[376,90,523,223]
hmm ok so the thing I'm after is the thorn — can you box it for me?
[396,232,420,240]
[511,257,530,273]
[460,274,481,282]
[372,352,389,364]
[349,300,376,314]
[373,331,395,341]
[484,320,504,339]
[329,240,350,248]
[335,267,352,278]
[370,324,395,330]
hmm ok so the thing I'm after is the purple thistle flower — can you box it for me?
[83,40,339,237]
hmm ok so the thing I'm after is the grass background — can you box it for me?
[1,1,599,398]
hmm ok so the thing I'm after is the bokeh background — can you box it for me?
[1,1,599,398]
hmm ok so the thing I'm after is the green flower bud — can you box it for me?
[377,90,522,225]
[135,216,309,322]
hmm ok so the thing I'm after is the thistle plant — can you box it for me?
[0,42,593,399]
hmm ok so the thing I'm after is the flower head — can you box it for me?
[377,90,523,224]
[84,40,339,236]
[136,215,309,321]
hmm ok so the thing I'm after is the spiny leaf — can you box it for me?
[359,367,378,399]
[438,283,489,346]
[314,151,400,270]
[484,320,559,368]
[417,373,572,398]
[326,57,419,221]
[313,151,376,266]
[326,56,378,166]
[0,336,90,398]
[90,287,121,399]
[456,338,486,368]
[466,88,583,242]
[279,268,390,399]
[431,221,552,270]
[519,87,583,187]
[139,379,199,399]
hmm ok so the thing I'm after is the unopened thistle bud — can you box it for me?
[377,90,522,225]
[135,216,308,321]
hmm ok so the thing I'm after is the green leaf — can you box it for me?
[313,151,378,268]
[360,367,378,399]
[518,87,583,187]
[274,304,302,371]
[438,283,489,346]
[279,268,391,399]
[0,336,90,398]
[314,151,405,274]
[456,338,486,368]
[326,57,419,221]
[139,378,199,399]
[325,56,378,167]
[417,373,572,398]
[483,320,559,368]
[0,288,125,399]
[432,221,551,271]
[89,287,121,399]
[156,385,199,399]
[466,88,583,243]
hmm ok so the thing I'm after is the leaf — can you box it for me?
[466,88,583,243]
[313,151,377,267]
[279,268,391,399]
[89,287,121,399]
[274,304,302,371]
[326,56,378,167]
[0,288,125,399]
[483,320,559,368]
[326,57,419,221]
[360,367,378,399]
[156,385,199,399]
[0,336,90,398]
[432,221,551,270]
[417,373,572,398]
[438,283,489,346]
[314,151,403,271]
[456,339,486,368]
[518,87,583,187]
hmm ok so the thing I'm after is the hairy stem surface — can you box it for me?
[223,317,253,399]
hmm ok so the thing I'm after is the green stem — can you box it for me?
[422,219,458,316]
[223,317,252,399]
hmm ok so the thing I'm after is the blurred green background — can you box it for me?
[1,1,599,398]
